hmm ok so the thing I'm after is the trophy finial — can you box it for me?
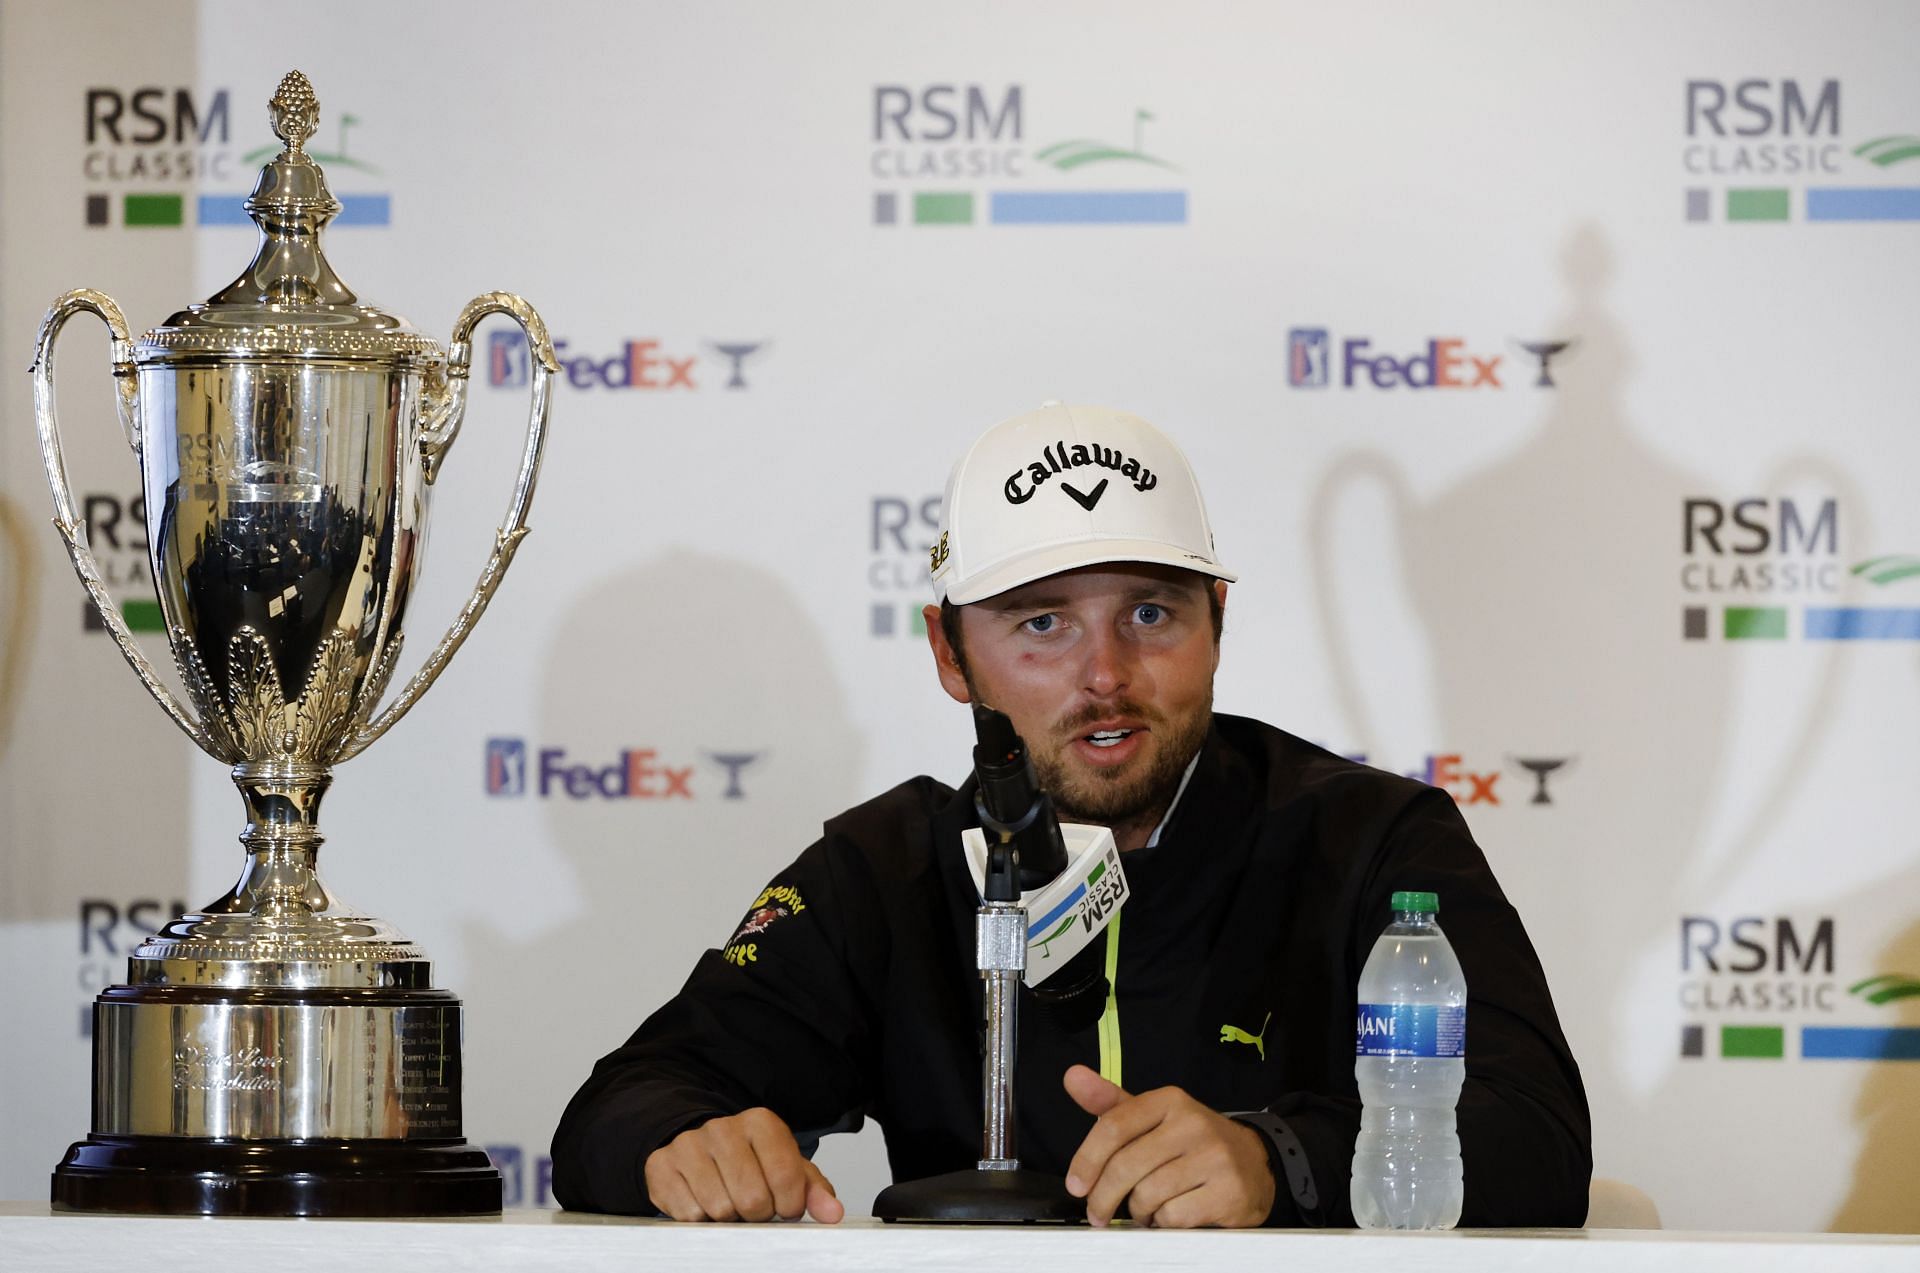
[269,70,319,154]
[209,70,353,307]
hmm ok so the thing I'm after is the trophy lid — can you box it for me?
[138,71,440,365]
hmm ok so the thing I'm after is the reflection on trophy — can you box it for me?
[31,71,557,1215]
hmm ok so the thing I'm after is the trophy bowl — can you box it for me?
[31,70,557,1216]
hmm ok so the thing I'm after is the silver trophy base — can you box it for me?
[53,983,500,1216]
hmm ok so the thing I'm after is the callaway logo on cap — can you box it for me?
[930,402,1236,605]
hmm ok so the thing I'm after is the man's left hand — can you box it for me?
[1062,1064,1275,1228]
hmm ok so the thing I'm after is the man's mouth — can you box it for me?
[1085,728,1136,750]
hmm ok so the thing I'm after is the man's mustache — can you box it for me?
[1053,700,1162,738]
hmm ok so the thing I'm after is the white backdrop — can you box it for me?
[1,0,1916,1233]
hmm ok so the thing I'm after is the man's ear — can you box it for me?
[1212,580,1228,672]
[924,604,972,704]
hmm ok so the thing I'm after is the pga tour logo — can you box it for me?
[486,738,527,795]
[1289,328,1331,387]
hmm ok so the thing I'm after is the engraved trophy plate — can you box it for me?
[32,71,557,1216]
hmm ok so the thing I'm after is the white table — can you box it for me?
[3,1204,1917,1273]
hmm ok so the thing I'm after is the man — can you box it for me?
[551,403,1590,1227]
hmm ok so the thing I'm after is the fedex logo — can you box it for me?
[1342,336,1502,389]
[488,332,764,391]
[485,738,762,800]
[1343,751,1574,807]
[1405,752,1505,804]
[1288,328,1571,390]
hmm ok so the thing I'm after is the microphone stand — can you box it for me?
[873,833,1084,1222]
[978,840,1027,1179]
[873,712,1085,1224]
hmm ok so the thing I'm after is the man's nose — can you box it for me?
[1081,627,1133,698]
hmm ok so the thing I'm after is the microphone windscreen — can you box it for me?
[972,704,1019,766]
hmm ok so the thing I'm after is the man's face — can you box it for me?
[927,564,1223,837]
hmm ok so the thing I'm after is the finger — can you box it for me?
[1140,1178,1217,1230]
[1066,1088,1167,1200]
[803,1161,845,1224]
[1086,1125,1184,1227]
[706,1118,777,1221]
[744,1120,811,1220]
[644,1153,705,1223]
[675,1141,738,1221]
[1062,1064,1129,1117]
[1123,1153,1210,1228]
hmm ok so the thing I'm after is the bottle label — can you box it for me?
[1354,1003,1466,1057]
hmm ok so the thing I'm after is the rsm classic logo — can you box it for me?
[1678,915,1920,1062]
[1682,77,1920,223]
[79,492,163,634]
[1678,496,1920,641]
[485,738,762,801]
[867,493,942,639]
[83,84,389,228]
[869,83,1186,228]
[76,897,186,1038]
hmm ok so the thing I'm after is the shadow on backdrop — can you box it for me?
[1829,908,1920,1232]
[0,494,36,768]
[1307,224,1880,1228]
[460,547,877,1208]
[1311,224,1726,1027]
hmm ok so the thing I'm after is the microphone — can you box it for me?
[970,706,1110,1032]
[972,704,1068,892]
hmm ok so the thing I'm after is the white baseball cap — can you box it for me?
[930,402,1236,605]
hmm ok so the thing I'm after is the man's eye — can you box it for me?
[1022,614,1057,634]
[1134,604,1165,625]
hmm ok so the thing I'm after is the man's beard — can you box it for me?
[1030,692,1212,828]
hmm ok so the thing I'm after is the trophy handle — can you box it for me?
[31,289,221,757]
[337,292,557,759]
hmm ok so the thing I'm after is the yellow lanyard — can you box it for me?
[1097,910,1123,1086]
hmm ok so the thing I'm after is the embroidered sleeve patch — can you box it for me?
[722,884,807,967]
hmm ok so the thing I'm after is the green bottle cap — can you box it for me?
[1391,890,1439,914]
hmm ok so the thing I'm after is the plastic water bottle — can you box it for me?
[1350,890,1465,1229]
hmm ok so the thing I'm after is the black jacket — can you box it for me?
[551,715,1592,1225]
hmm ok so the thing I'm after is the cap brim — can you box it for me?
[944,538,1237,605]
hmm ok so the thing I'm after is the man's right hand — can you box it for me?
[643,1107,845,1223]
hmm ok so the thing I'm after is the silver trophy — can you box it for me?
[32,71,556,1216]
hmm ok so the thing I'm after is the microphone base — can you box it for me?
[873,1166,1086,1224]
